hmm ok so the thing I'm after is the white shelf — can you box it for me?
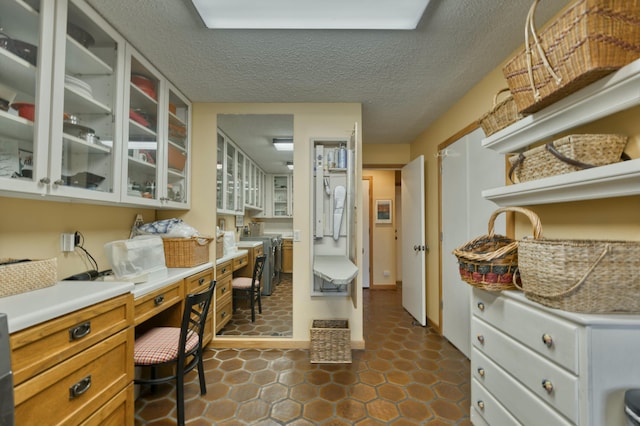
[482,58,640,154]
[64,85,111,114]
[482,158,640,206]
[0,110,34,140]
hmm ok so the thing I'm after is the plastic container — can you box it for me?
[104,236,166,283]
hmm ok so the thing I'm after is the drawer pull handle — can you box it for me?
[542,379,553,394]
[69,375,92,399]
[199,277,205,285]
[477,400,485,410]
[477,302,485,311]
[476,334,485,345]
[221,287,226,294]
[221,311,227,318]
[154,295,165,306]
[477,367,485,377]
[542,333,553,348]
[69,321,91,341]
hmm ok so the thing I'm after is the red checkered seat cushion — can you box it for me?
[232,277,259,289]
[134,327,199,365]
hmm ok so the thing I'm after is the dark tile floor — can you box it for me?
[134,284,471,425]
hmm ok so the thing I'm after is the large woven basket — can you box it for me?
[517,239,640,313]
[163,236,212,268]
[310,319,351,364]
[508,134,628,183]
[0,258,57,298]
[503,0,640,114]
[453,207,542,291]
[479,88,524,136]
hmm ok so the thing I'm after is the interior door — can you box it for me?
[362,178,371,288]
[401,155,426,326]
[441,127,504,357]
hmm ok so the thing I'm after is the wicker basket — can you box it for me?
[163,236,212,268]
[453,207,542,291]
[310,319,351,364]
[0,258,57,298]
[479,88,524,136]
[508,134,628,183]
[517,239,640,313]
[503,0,640,114]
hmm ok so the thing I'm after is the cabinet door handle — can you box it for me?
[477,367,485,377]
[198,277,205,285]
[542,379,553,394]
[69,321,91,341]
[476,334,485,345]
[69,375,92,399]
[541,333,553,348]
[221,287,226,294]
[477,302,485,311]
[154,295,165,306]
[221,310,227,318]
[477,400,485,410]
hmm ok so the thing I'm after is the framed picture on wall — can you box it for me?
[375,199,392,224]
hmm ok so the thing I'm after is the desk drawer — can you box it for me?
[186,268,214,293]
[134,281,182,326]
[472,318,578,423]
[216,260,233,280]
[471,378,521,426]
[14,328,133,425]
[233,253,248,271]
[216,275,232,302]
[80,383,133,426]
[254,245,264,257]
[216,294,232,332]
[10,293,133,385]
[472,288,579,374]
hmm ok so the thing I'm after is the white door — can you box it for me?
[441,127,504,357]
[401,156,426,326]
[362,178,371,288]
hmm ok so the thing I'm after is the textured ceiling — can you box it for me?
[86,0,565,172]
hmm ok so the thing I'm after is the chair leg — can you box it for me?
[257,290,262,314]
[198,350,207,395]
[176,372,184,426]
[250,291,255,322]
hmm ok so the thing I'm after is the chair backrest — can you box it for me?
[252,255,266,289]
[179,280,216,358]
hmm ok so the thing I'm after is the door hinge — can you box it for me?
[440,231,443,242]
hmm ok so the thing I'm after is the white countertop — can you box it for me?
[0,262,214,333]
[236,241,263,248]
[216,249,248,265]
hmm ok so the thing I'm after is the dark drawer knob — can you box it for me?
[69,375,92,399]
[198,277,205,285]
[221,310,227,318]
[476,334,485,344]
[221,287,226,294]
[69,321,91,341]
[154,295,165,306]
[477,367,485,377]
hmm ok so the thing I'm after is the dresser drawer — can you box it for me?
[471,378,521,426]
[186,268,214,293]
[134,280,183,325]
[14,328,133,425]
[233,253,249,271]
[216,260,233,280]
[472,318,578,422]
[216,275,232,302]
[471,349,573,425]
[10,293,133,385]
[254,245,264,257]
[216,294,233,332]
[472,288,579,373]
[80,383,134,426]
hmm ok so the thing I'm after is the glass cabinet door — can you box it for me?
[165,85,189,206]
[273,175,288,217]
[216,131,224,210]
[0,0,51,193]
[225,141,235,211]
[123,48,161,203]
[236,150,244,212]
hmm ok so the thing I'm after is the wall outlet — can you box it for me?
[383,270,390,277]
[61,233,75,252]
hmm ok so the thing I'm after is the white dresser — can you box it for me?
[470,288,640,425]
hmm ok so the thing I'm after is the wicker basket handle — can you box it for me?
[194,236,214,246]
[545,141,597,169]
[522,244,611,298]
[487,206,542,240]
[492,88,512,108]
[525,0,562,101]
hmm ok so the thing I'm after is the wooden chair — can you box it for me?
[133,280,215,426]
[232,255,266,322]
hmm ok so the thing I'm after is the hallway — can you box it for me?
[134,286,471,425]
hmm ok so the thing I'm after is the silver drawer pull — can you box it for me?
[476,334,485,344]
[154,295,165,306]
[477,400,485,410]
[477,302,485,311]
[69,375,92,399]
[477,367,485,377]
[69,321,91,341]
[542,333,553,348]
[542,379,553,394]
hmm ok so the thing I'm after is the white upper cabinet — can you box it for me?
[0,0,191,208]
[272,174,293,217]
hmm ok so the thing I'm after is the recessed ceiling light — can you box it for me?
[273,137,294,151]
[191,0,430,30]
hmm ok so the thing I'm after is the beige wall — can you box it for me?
[191,103,364,347]
[363,170,397,286]
[363,144,411,165]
